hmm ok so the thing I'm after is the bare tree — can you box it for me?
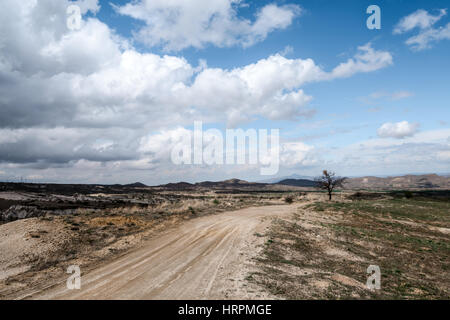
[315,170,347,200]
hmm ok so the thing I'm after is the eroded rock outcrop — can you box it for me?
[1,205,44,222]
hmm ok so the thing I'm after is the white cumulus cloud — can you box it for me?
[328,43,393,79]
[394,9,447,34]
[0,0,395,183]
[377,121,420,139]
[114,0,301,51]
[394,9,450,50]
[405,23,450,50]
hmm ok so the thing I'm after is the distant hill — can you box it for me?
[2,174,448,195]
[344,174,450,190]
[276,179,317,187]
[199,178,249,185]
[157,174,450,191]
[158,179,270,191]
[123,182,147,188]
[257,174,314,184]
[196,179,267,189]
[159,182,195,190]
[269,174,450,190]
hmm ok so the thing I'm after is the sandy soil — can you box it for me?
[16,204,301,300]
[0,218,73,281]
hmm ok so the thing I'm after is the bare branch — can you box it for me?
[314,170,347,200]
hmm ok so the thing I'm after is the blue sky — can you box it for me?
[0,0,449,184]
[96,0,450,139]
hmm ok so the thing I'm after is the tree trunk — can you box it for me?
[328,191,332,200]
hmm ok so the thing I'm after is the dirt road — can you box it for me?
[24,204,300,300]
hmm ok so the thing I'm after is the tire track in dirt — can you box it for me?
[25,203,301,300]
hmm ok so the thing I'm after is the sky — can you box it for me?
[0,0,449,185]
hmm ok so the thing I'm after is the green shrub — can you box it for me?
[284,196,294,204]
[404,191,413,199]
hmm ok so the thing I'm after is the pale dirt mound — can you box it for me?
[0,192,36,201]
[0,218,72,281]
